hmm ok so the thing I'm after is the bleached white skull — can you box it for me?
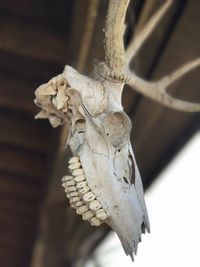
[34,65,150,259]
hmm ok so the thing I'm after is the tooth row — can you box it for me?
[61,156,108,226]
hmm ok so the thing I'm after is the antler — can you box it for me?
[104,0,129,72]
[126,59,200,112]
[104,0,200,112]
[126,0,172,65]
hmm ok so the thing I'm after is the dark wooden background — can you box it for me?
[0,0,199,266]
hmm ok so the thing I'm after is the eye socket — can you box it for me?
[102,111,131,148]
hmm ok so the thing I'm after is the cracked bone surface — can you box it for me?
[34,65,150,259]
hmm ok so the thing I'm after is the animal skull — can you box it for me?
[34,65,150,259]
[34,0,200,260]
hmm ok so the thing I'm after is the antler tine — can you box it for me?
[126,0,172,65]
[105,0,130,73]
[125,58,200,112]
[104,0,200,112]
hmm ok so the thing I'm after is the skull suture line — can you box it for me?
[34,65,150,259]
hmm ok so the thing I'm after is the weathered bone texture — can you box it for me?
[35,66,150,259]
[34,74,71,127]
[34,0,200,261]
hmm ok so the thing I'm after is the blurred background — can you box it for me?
[0,0,199,267]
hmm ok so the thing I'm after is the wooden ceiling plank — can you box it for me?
[0,51,63,81]
[0,0,73,32]
[131,0,200,185]
[124,0,180,116]
[0,15,67,64]
[0,199,38,219]
[0,74,39,113]
[0,175,42,203]
[0,145,48,178]
[0,112,52,152]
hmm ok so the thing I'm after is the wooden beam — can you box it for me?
[0,198,37,220]
[0,74,39,113]
[0,173,43,202]
[124,0,180,116]
[0,145,48,178]
[0,217,37,267]
[131,0,200,187]
[0,111,52,152]
[0,0,73,33]
[0,15,67,64]
[0,51,63,81]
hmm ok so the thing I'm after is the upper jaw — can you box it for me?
[62,155,108,226]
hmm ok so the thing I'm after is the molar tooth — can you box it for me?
[76,181,87,189]
[90,217,101,226]
[65,180,76,186]
[35,110,49,119]
[75,201,84,207]
[78,186,90,194]
[76,209,81,215]
[77,205,88,214]
[74,175,86,182]
[96,209,108,220]
[72,169,84,176]
[68,162,81,170]
[89,200,101,211]
[62,175,73,182]
[64,188,68,193]
[69,156,79,164]
[67,186,77,192]
[83,192,96,202]
[70,191,79,197]
[82,211,93,220]
[71,196,80,203]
